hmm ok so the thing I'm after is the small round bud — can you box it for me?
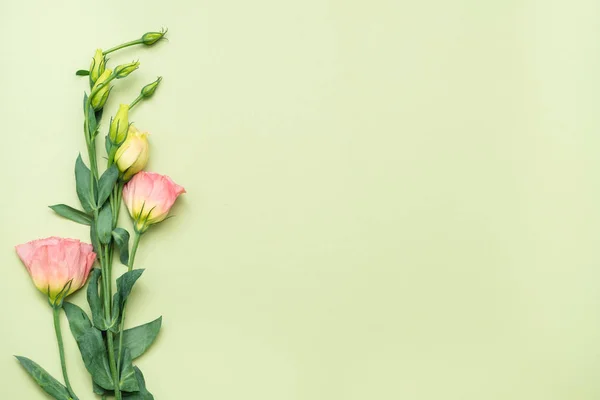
[142,28,167,46]
[115,126,150,181]
[89,49,106,83]
[141,77,162,99]
[109,104,130,145]
[114,61,140,79]
[91,69,113,110]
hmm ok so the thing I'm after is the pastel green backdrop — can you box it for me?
[1,0,599,399]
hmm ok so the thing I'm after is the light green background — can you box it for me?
[1,0,600,398]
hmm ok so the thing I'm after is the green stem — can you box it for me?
[107,333,120,400]
[112,182,124,227]
[102,244,121,400]
[100,243,122,400]
[83,70,123,400]
[129,232,142,272]
[129,94,144,110]
[116,232,142,372]
[102,181,127,400]
[103,39,144,55]
[53,306,79,400]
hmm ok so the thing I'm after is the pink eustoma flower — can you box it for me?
[15,237,96,304]
[123,171,186,233]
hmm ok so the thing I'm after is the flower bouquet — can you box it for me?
[14,29,184,400]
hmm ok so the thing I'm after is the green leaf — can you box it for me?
[62,302,92,337]
[83,92,88,112]
[110,293,122,333]
[76,69,90,76]
[90,220,101,254]
[63,302,114,390]
[83,92,98,136]
[116,270,144,310]
[94,381,109,396]
[111,270,144,330]
[112,228,130,266]
[87,100,98,136]
[86,269,107,330]
[15,356,72,400]
[123,367,154,399]
[75,154,96,213]
[97,203,113,244]
[49,204,92,225]
[95,108,104,127]
[97,165,119,207]
[119,317,162,360]
[119,349,140,392]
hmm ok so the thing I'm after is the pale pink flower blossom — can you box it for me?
[16,237,96,304]
[123,171,186,233]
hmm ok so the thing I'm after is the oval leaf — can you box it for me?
[117,270,144,308]
[63,302,114,390]
[86,269,107,330]
[97,204,113,244]
[112,228,130,266]
[76,69,90,76]
[75,154,95,212]
[90,220,101,254]
[111,269,144,329]
[97,165,119,208]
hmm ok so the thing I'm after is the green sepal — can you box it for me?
[62,302,114,390]
[112,228,130,266]
[105,135,113,155]
[123,367,154,399]
[86,269,107,330]
[49,204,92,225]
[76,69,90,76]
[119,348,140,392]
[97,203,113,244]
[75,154,96,213]
[118,316,162,360]
[97,165,119,207]
[14,356,72,400]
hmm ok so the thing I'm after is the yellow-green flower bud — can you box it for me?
[142,29,167,46]
[91,69,113,110]
[115,125,150,181]
[114,61,140,79]
[109,104,129,145]
[141,77,162,99]
[89,49,106,83]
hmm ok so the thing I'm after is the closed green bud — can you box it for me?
[89,49,106,83]
[114,61,140,79]
[142,29,167,46]
[109,104,129,145]
[91,69,113,110]
[141,77,162,99]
